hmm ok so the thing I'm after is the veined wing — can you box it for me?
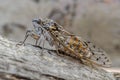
[49,29,111,67]
[32,18,112,67]
[86,41,112,67]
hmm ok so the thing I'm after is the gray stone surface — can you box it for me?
[0,36,116,80]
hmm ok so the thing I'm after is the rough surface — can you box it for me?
[0,36,115,80]
[0,0,120,67]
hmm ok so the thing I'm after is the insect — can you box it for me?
[17,19,54,48]
[18,18,112,67]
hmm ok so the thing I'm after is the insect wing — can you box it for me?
[43,31,54,47]
[87,42,112,67]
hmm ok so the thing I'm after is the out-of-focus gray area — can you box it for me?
[0,0,120,67]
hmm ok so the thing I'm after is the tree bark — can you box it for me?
[0,36,115,80]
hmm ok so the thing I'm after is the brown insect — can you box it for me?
[18,18,112,67]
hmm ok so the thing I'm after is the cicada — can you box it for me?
[18,18,112,67]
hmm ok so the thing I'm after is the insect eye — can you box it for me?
[36,21,40,24]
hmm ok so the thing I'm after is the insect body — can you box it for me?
[32,18,111,67]
[19,18,112,67]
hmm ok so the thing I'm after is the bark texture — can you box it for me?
[0,36,115,80]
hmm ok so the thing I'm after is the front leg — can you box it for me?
[16,30,40,46]
[16,30,31,46]
[31,33,40,45]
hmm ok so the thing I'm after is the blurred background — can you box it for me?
[0,0,119,68]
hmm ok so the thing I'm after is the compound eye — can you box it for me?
[36,21,40,24]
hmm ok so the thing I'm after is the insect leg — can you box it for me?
[54,41,62,56]
[38,34,42,46]
[55,43,59,55]
[40,36,46,54]
[33,34,41,46]
[16,30,32,46]
[35,39,38,45]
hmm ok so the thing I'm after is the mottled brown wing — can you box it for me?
[50,30,111,67]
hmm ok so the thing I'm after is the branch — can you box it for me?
[0,36,115,80]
